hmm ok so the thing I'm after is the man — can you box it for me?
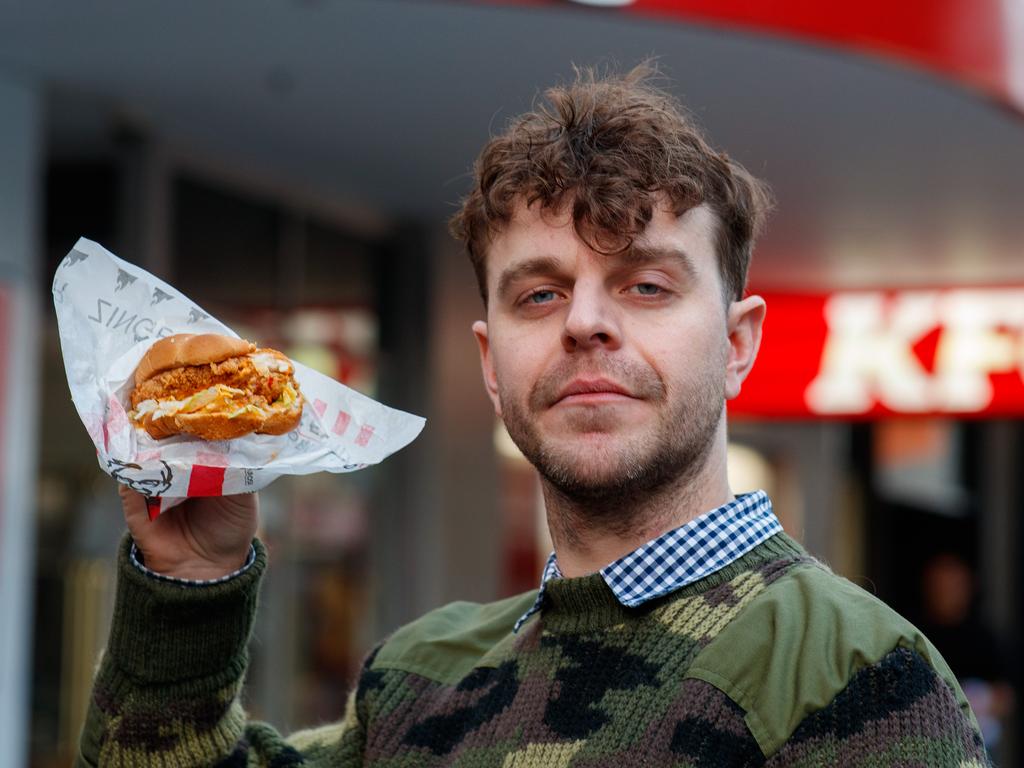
[78,66,990,766]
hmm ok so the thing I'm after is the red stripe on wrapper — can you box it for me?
[187,465,227,496]
[355,424,374,447]
[196,451,230,467]
[146,497,162,522]
[333,411,351,436]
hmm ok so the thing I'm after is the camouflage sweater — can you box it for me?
[78,532,990,767]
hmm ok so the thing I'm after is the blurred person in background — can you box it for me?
[917,551,1015,754]
[76,65,992,767]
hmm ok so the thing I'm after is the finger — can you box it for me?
[119,484,152,532]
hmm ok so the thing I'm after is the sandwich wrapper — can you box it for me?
[53,238,425,516]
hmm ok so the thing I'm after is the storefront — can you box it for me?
[727,287,1024,757]
[3,1,1022,765]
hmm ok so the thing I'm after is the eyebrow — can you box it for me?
[621,243,699,281]
[495,256,567,302]
[494,244,698,302]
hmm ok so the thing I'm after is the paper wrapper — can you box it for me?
[52,238,425,515]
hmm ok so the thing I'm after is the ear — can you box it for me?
[472,320,502,417]
[724,295,766,400]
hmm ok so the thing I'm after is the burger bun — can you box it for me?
[134,333,256,387]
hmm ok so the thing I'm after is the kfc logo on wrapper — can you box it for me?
[108,458,174,496]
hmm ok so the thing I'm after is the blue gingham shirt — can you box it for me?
[513,490,781,632]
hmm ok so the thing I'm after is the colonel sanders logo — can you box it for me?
[109,458,173,497]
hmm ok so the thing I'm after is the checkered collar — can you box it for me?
[513,490,781,633]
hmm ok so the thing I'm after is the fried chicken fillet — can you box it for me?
[129,333,303,440]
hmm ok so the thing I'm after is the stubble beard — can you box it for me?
[499,355,725,539]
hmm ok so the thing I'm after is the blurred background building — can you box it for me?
[1,0,1023,765]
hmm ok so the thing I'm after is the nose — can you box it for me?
[561,284,622,353]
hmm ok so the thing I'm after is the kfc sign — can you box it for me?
[730,289,1024,418]
[487,0,1022,115]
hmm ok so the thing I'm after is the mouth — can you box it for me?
[553,378,638,406]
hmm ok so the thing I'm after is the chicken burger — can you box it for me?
[129,333,303,440]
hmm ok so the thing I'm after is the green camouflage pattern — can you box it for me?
[77,533,991,767]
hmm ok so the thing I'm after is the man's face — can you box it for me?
[473,200,763,503]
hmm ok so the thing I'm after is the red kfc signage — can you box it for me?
[731,288,1024,419]
[477,0,1024,116]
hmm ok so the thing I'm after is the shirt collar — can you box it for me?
[513,490,781,632]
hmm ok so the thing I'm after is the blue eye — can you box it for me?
[634,283,661,295]
[528,290,557,304]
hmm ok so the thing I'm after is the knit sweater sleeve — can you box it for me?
[75,534,366,768]
[762,647,991,767]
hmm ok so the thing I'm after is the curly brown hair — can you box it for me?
[449,63,773,306]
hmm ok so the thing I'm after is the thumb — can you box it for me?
[120,485,155,537]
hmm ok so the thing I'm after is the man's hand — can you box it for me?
[120,484,259,580]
